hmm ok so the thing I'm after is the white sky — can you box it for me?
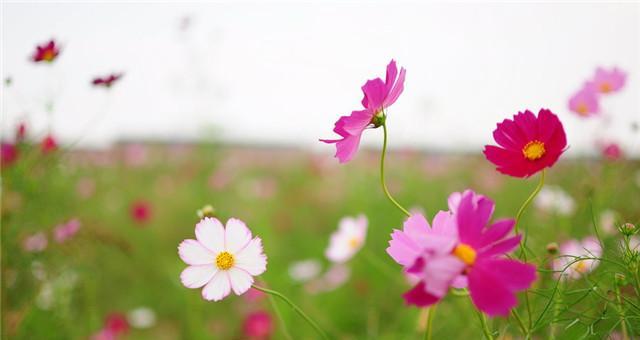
[2,2,639,156]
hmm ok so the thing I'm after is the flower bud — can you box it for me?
[619,222,637,236]
[196,204,216,219]
[546,242,559,255]
[615,273,627,286]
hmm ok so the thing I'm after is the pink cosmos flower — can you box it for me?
[31,39,60,63]
[600,142,623,161]
[325,215,368,263]
[104,313,130,335]
[484,109,567,178]
[92,73,124,88]
[130,200,152,224]
[41,135,58,154]
[568,86,600,117]
[178,217,267,301]
[243,311,273,339]
[388,190,537,316]
[590,67,626,94]
[553,237,602,280]
[321,60,406,163]
[16,123,27,142]
[54,218,81,243]
[23,232,48,253]
[1,142,18,167]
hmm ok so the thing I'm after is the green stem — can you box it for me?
[615,284,630,340]
[477,311,494,340]
[380,123,410,217]
[425,306,437,340]
[514,169,546,233]
[266,290,293,340]
[549,280,563,340]
[252,285,329,340]
[511,310,528,337]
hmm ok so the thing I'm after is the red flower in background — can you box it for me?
[484,109,567,178]
[31,39,60,63]
[1,143,18,167]
[41,135,58,153]
[92,73,124,88]
[131,201,152,224]
[16,123,27,142]
[243,311,273,339]
[104,313,130,335]
[600,142,623,161]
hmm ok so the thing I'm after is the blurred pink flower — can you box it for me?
[40,135,58,154]
[208,169,232,190]
[590,67,626,94]
[130,201,152,224]
[76,177,96,199]
[568,86,600,117]
[600,142,623,161]
[92,73,124,88]
[178,217,267,301]
[1,142,18,167]
[123,144,148,167]
[54,219,81,243]
[104,312,130,336]
[392,190,536,316]
[23,232,48,253]
[31,39,60,63]
[305,264,351,294]
[16,123,27,142]
[243,311,273,339]
[321,60,406,163]
[90,329,116,340]
[243,287,266,303]
[325,215,368,263]
[553,237,602,280]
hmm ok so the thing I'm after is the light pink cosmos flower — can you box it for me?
[54,218,81,243]
[325,215,368,263]
[321,60,406,163]
[600,142,623,161]
[589,67,626,94]
[568,86,600,117]
[387,190,537,316]
[178,217,267,301]
[553,237,602,280]
[23,232,48,253]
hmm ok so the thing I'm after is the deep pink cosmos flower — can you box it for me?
[31,39,60,63]
[130,201,152,224]
[387,190,536,316]
[1,143,18,167]
[600,142,623,161]
[321,60,406,163]
[568,86,599,117]
[243,311,273,339]
[483,109,567,178]
[590,67,626,94]
[92,73,124,88]
[41,134,58,154]
[54,218,81,243]
[104,313,130,335]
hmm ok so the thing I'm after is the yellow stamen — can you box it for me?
[599,82,612,93]
[576,103,589,116]
[573,260,588,273]
[453,243,477,266]
[522,140,546,161]
[43,50,55,62]
[348,237,360,249]
[215,251,235,270]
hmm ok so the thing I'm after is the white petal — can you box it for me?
[180,265,216,288]
[235,238,267,275]
[178,239,215,265]
[195,218,225,253]
[225,218,252,253]
[201,271,231,301]
[228,267,254,295]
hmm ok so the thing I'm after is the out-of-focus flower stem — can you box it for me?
[425,305,437,340]
[252,285,330,340]
[380,122,410,217]
[266,289,293,340]
[476,310,494,340]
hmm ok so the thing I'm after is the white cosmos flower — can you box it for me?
[178,217,267,301]
[325,215,368,263]
[127,307,156,329]
[534,186,575,216]
[288,259,322,282]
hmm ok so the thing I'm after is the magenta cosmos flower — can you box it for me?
[589,67,626,94]
[320,60,406,163]
[31,39,60,63]
[483,109,567,178]
[178,217,267,301]
[387,190,536,316]
[92,73,124,88]
[568,86,600,117]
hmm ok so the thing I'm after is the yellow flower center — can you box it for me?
[599,82,612,93]
[573,260,588,273]
[43,50,55,62]
[348,237,361,249]
[522,140,546,161]
[576,103,589,116]
[453,243,477,266]
[215,251,235,270]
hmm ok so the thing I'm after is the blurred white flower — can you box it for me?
[127,307,156,329]
[553,237,602,280]
[288,259,322,282]
[36,282,54,310]
[599,209,619,235]
[23,232,48,253]
[534,186,575,216]
[325,215,368,263]
[31,261,47,281]
[305,264,351,294]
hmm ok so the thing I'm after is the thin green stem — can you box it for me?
[380,123,410,217]
[425,306,437,340]
[511,310,528,337]
[615,284,630,340]
[549,280,563,340]
[514,169,546,232]
[477,311,494,340]
[252,285,329,340]
[266,290,293,340]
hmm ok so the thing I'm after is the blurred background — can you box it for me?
[1,2,640,340]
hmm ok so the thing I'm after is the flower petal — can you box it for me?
[195,217,225,253]
[384,67,406,108]
[403,282,441,307]
[478,258,537,291]
[479,235,522,257]
[180,265,217,289]
[361,78,387,111]
[235,237,268,276]
[228,267,254,295]
[477,219,515,248]
[225,218,252,253]
[178,239,215,265]
[468,263,517,317]
[202,270,231,301]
